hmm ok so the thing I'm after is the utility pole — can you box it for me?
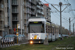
[73,23,74,35]
[21,0,22,34]
[69,18,71,36]
[51,2,71,40]
[59,2,62,40]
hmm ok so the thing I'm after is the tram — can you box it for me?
[28,17,59,44]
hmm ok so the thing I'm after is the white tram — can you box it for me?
[28,17,46,44]
[46,22,59,42]
[28,17,59,44]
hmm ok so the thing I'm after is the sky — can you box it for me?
[41,0,75,32]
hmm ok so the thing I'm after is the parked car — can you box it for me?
[1,34,17,43]
[62,34,68,37]
[0,36,2,40]
[59,34,61,38]
[18,34,26,41]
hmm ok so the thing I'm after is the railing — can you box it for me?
[29,0,31,2]
[37,5,40,8]
[32,1,36,4]
[12,3,18,5]
[41,7,43,10]
[13,25,17,29]
[24,3,27,7]
[41,12,44,15]
[0,27,2,29]
[36,0,39,2]
[12,10,18,13]
[12,17,18,21]
[27,11,30,14]
[0,15,4,21]
[24,16,27,19]
[28,11,31,14]
[0,26,4,30]
[37,10,41,14]
[27,5,31,8]
[31,12,35,15]
[0,37,28,48]
[31,6,35,9]
[25,29,28,33]
[0,4,3,10]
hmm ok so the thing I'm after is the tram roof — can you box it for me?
[28,17,46,22]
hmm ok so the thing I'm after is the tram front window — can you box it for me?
[29,23,44,33]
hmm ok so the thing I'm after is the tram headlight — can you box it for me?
[30,38,32,39]
[30,41,33,44]
[38,37,40,39]
[30,37,33,39]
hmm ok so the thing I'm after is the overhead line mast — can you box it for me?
[51,2,70,40]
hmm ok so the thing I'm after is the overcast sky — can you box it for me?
[41,0,75,32]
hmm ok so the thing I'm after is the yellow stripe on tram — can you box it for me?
[34,35,37,39]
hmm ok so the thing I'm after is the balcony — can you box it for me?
[37,1,41,5]
[0,25,4,30]
[25,29,28,33]
[27,11,30,14]
[38,2,41,5]
[31,12,35,15]
[31,6,35,9]
[12,17,18,22]
[36,0,39,2]
[24,17,27,20]
[29,0,31,2]
[33,1,36,5]
[37,10,41,14]
[36,15,41,17]
[24,3,27,7]
[41,12,44,15]
[37,5,40,9]
[40,7,43,10]
[13,25,17,29]
[12,10,18,14]
[24,10,26,13]
[0,25,2,27]
[12,3,18,6]
[27,5,31,8]
[0,15,4,21]
[0,4,3,11]
[31,1,36,5]
[24,22,28,25]
[28,5,31,8]
[0,27,4,30]
[28,11,31,14]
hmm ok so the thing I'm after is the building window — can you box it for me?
[0,4,4,8]
[12,7,17,12]
[13,24,17,28]
[12,0,17,4]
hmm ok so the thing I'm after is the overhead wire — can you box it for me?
[64,0,74,20]
[67,0,75,21]
[44,0,69,24]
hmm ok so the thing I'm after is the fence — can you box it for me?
[0,41,14,48]
[0,37,28,48]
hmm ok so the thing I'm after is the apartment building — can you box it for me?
[43,4,51,22]
[36,0,44,17]
[0,0,50,36]
[0,0,4,36]
[24,0,44,36]
[0,0,25,36]
[7,0,25,35]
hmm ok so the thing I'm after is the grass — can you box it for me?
[0,37,75,50]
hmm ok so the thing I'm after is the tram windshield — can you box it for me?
[28,22,44,33]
